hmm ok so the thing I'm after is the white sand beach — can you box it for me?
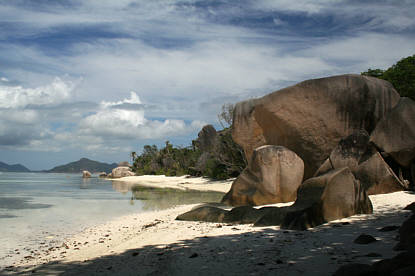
[2,176,414,276]
[111,175,234,193]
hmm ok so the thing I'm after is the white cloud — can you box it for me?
[79,92,203,140]
[0,77,77,108]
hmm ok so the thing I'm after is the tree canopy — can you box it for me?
[362,54,415,100]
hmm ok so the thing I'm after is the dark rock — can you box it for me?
[391,264,415,276]
[281,168,373,230]
[403,202,415,212]
[394,214,415,251]
[365,252,382,257]
[328,130,371,172]
[354,234,378,244]
[333,263,375,276]
[370,97,415,168]
[372,249,415,276]
[254,207,290,227]
[189,253,199,258]
[355,151,407,195]
[232,74,400,179]
[197,125,217,152]
[222,145,304,206]
[379,225,400,232]
[176,206,228,223]
[314,131,406,195]
[223,206,270,224]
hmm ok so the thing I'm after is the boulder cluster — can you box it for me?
[107,162,135,178]
[178,74,415,230]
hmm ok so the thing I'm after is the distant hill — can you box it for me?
[47,158,117,173]
[0,161,31,172]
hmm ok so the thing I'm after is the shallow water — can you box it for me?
[0,172,223,265]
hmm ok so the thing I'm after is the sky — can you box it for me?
[0,0,414,170]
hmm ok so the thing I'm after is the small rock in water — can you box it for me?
[189,253,199,258]
[354,234,377,244]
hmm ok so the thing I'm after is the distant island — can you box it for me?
[0,161,31,172]
[46,158,117,173]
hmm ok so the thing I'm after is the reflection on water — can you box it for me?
[111,181,131,194]
[131,186,224,210]
[80,178,91,189]
[0,214,17,218]
[111,180,224,210]
[0,196,52,210]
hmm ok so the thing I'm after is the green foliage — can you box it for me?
[362,55,415,100]
[131,128,246,180]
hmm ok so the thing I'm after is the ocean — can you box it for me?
[0,172,223,265]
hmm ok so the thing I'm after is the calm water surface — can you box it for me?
[0,172,223,265]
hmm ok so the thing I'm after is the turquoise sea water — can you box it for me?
[0,172,222,266]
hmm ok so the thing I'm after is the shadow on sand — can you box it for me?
[3,193,413,276]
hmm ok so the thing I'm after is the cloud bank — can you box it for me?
[0,0,413,169]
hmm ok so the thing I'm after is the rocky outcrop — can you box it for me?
[314,131,407,195]
[257,168,373,229]
[82,170,91,178]
[222,145,304,206]
[178,167,372,230]
[232,74,401,179]
[197,125,217,152]
[394,213,415,251]
[108,166,135,178]
[355,151,407,194]
[98,172,107,178]
[193,125,246,178]
[370,97,415,168]
[176,206,228,223]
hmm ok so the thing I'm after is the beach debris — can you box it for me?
[142,219,162,229]
[354,234,377,244]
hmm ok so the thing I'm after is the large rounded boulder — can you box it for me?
[279,167,372,230]
[370,97,415,168]
[232,74,401,179]
[221,145,304,206]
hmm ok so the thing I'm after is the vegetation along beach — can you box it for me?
[1,1,415,275]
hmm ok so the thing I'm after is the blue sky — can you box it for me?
[0,0,414,170]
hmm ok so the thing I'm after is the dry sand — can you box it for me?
[1,176,414,275]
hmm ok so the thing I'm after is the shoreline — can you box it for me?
[2,190,414,275]
[109,175,234,193]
